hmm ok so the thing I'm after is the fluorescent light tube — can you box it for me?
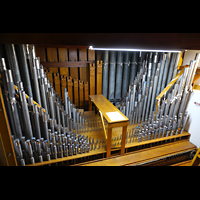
[89,46,182,53]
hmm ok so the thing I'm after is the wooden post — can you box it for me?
[106,127,112,158]
[96,60,103,94]
[121,125,127,155]
[45,69,53,85]
[54,73,61,97]
[73,78,79,107]
[67,76,73,103]
[61,74,67,102]
[89,63,95,95]
[84,81,89,110]
[79,80,84,109]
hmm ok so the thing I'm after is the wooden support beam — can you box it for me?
[45,69,53,85]
[96,60,103,94]
[79,80,84,109]
[61,74,67,102]
[54,72,61,97]
[67,76,73,103]
[89,63,95,95]
[73,78,79,107]
[84,81,89,110]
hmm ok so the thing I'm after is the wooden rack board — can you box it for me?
[76,140,196,166]
[26,110,191,166]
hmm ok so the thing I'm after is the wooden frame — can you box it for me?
[89,94,129,157]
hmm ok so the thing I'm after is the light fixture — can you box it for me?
[89,46,182,53]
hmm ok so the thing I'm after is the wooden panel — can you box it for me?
[58,48,68,62]
[61,74,67,102]
[79,80,84,109]
[54,73,61,97]
[73,78,79,107]
[67,76,73,103]
[69,48,77,61]
[58,48,69,77]
[35,46,46,62]
[84,81,89,110]
[89,63,95,95]
[79,48,87,82]
[46,48,58,62]
[79,49,87,61]
[88,49,95,61]
[96,60,103,94]
[69,48,78,79]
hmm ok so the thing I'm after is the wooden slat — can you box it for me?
[84,81,89,110]
[35,46,46,62]
[58,47,69,77]
[88,49,95,61]
[73,78,79,107]
[45,69,53,85]
[96,60,103,94]
[67,76,73,103]
[46,47,58,62]
[89,63,95,95]
[58,48,68,62]
[79,80,84,109]
[54,73,61,97]
[61,74,67,102]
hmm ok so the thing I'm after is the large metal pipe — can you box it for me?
[5,44,21,85]
[102,51,109,98]
[129,52,137,85]
[115,51,123,101]
[4,69,23,140]
[108,51,116,101]
[160,52,171,92]
[122,52,130,98]
[15,44,33,97]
